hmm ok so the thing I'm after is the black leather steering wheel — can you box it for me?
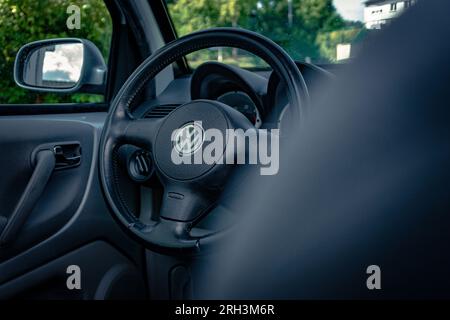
[99,28,309,254]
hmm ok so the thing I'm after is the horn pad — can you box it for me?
[154,100,229,181]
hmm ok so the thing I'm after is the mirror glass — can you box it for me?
[23,43,84,89]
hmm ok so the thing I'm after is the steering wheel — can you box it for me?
[99,28,309,254]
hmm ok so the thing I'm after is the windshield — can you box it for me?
[166,0,415,68]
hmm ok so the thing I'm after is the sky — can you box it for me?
[333,0,365,22]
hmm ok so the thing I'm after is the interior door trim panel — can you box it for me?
[0,113,145,296]
[0,149,55,246]
[0,241,145,299]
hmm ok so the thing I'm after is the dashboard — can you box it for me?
[132,61,336,129]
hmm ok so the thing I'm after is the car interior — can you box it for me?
[0,0,449,300]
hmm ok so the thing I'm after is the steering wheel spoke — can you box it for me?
[139,219,201,253]
[120,117,162,150]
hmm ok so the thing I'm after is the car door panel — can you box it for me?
[0,113,146,299]
[0,117,95,259]
[0,241,146,299]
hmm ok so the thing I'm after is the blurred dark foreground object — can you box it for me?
[199,0,450,299]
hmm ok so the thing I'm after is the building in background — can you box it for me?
[364,0,416,30]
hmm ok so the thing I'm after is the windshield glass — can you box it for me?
[166,0,416,68]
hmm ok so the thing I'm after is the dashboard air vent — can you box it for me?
[143,105,178,119]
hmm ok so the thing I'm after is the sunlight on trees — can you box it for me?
[167,0,364,67]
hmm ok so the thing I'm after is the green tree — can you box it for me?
[0,0,112,104]
[167,0,219,36]
[168,0,364,64]
[247,0,347,61]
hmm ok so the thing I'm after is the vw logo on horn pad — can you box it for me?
[173,122,205,156]
[154,100,228,181]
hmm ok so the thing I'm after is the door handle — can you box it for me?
[53,143,81,169]
[0,149,55,246]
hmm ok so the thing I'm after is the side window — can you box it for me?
[0,0,112,104]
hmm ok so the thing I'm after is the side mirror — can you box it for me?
[14,38,107,94]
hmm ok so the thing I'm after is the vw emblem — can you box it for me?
[173,122,205,156]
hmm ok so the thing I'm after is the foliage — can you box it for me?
[0,0,112,104]
[167,0,365,66]
[316,26,364,63]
